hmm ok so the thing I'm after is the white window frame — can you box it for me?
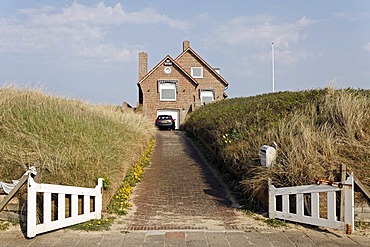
[200,90,214,104]
[191,67,203,78]
[159,83,176,101]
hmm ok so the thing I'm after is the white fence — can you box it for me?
[27,175,102,238]
[269,173,354,234]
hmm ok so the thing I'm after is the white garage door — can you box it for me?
[157,110,180,130]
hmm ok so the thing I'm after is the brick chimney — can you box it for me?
[138,52,148,81]
[183,40,190,51]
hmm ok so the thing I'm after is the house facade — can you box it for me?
[137,41,229,129]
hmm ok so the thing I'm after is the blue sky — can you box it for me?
[1,1,369,105]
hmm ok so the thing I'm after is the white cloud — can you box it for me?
[28,3,189,29]
[205,16,317,65]
[0,2,189,64]
[250,48,316,66]
[76,43,133,63]
[214,16,315,48]
[331,11,370,21]
[17,6,55,15]
[364,42,370,52]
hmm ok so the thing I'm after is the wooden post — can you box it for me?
[27,176,37,238]
[268,178,276,218]
[340,164,347,221]
[33,161,42,183]
[344,173,354,234]
[0,175,29,212]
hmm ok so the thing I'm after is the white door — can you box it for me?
[157,110,180,130]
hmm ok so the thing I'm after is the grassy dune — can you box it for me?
[184,88,370,208]
[0,86,156,208]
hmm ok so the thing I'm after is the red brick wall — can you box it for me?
[176,51,227,103]
[139,63,197,127]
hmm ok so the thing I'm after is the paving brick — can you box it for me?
[262,230,295,247]
[325,233,359,247]
[205,232,229,247]
[1,234,35,247]
[348,235,370,247]
[28,231,63,247]
[186,240,209,247]
[283,230,317,247]
[243,230,273,247]
[75,235,103,247]
[303,230,340,247]
[52,232,82,247]
[226,232,251,247]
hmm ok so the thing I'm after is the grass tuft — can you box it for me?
[264,218,288,228]
[0,221,11,231]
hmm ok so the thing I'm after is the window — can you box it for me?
[159,83,176,101]
[200,90,214,104]
[191,67,203,78]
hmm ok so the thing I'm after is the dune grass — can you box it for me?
[241,88,370,206]
[0,86,156,209]
[184,88,370,209]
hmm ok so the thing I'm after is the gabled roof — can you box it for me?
[175,47,229,87]
[137,55,198,86]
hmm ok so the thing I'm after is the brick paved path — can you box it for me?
[114,131,249,231]
[2,227,370,247]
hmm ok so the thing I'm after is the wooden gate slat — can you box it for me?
[27,176,102,238]
[269,174,354,234]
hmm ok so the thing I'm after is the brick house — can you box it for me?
[137,40,229,129]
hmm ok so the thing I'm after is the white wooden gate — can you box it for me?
[269,173,354,233]
[27,174,102,238]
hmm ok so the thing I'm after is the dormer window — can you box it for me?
[191,67,203,78]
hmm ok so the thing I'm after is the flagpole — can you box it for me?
[272,42,275,93]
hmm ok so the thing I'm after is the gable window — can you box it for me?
[191,67,203,78]
[200,90,214,104]
[159,81,177,101]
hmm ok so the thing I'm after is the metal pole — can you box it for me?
[272,42,275,93]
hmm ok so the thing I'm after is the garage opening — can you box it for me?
[157,109,180,130]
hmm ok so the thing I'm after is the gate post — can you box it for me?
[268,179,276,218]
[95,178,103,219]
[344,173,354,234]
[27,176,37,238]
